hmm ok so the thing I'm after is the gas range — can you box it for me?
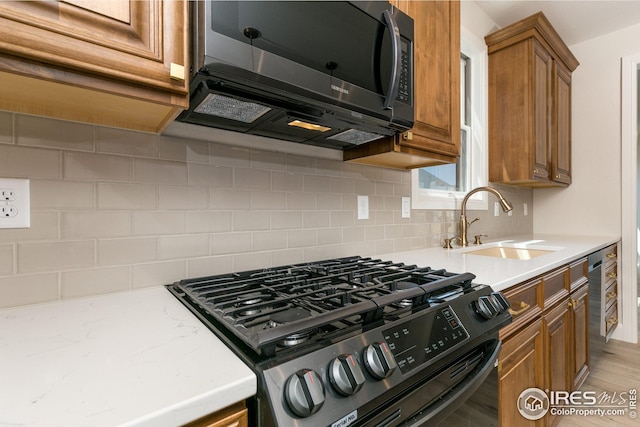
[167,256,511,427]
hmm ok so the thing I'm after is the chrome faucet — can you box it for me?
[459,186,513,247]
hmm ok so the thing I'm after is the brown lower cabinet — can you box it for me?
[498,259,589,427]
[184,402,248,427]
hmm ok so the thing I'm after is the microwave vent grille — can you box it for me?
[328,129,384,145]
[194,94,271,123]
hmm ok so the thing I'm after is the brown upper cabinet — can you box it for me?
[485,12,579,187]
[0,0,189,133]
[344,0,460,169]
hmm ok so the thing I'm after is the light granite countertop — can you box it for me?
[0,234,618,427]
[0,287,256,427]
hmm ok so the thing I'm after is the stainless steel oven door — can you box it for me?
[358,339,501,427]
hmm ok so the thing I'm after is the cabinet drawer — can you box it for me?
[604,261,618,286]
[542,267,570,310]
[569,258,588,292]
[604,280,618,311]
[603,244,618,268]
[604,302,618,341]
[500,278,542,340]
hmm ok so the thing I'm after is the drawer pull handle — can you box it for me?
[606,292,617,299]
[606,253,616,259]
[508,301,530,316]
[607,317,618,325]
[607,272,617,278]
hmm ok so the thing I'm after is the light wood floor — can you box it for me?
[557,338,640,426]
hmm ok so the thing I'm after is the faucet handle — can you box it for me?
[467,217,480,226]
[474,234,488,245]
[443,236,462,249]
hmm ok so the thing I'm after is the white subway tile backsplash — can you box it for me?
[211,232,252,255]
[61,211,130,239]
[97,182,157,210]
[158,235,209,260]
[210,188,251,210]
[233,211,270,231]
[234,167,271,190]
[62,266,130,299]
[132,211,185,236]
[187,255,233,278]
[271,211,303,230]
[98,237,157,266]
[132,260,186,289]
[251,190,286,210]
[134,158,187,185]
[303,211,331,229]
[0,113,533,308]
[0,111,12,144]
[188,163,233,187]
[287,192,317,210]
[0,145,61,178]
[186,211,232,233]
[0,244,14,276]
[97,127,157,157]
[31,180,95,209]
[253,231,287,251]
[17,115,94,151]
[158,136,210,163]
[287,229,317,248]
[18,241,95,273]
[159,186,208,210]
[65,152,131,181]
[0,273,58,308]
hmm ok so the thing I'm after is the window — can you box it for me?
[411,28,488,210]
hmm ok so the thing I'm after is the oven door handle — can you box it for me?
[406,340,502,427]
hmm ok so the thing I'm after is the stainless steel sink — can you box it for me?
[455,241,562,260]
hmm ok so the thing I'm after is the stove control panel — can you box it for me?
[263,291,510,427]
[382,306,469,375]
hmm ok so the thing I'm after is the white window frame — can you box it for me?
[411,27,488,211]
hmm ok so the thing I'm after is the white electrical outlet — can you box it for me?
[0,178,30,229]
[494,201,500,216]
[401,197,411,218]
[524,203,528,216]
[357,195,369,220]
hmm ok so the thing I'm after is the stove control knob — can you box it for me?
[329,353,366,396]
[491,291,511,313]
[475,295,500,319]
[284,369,325,418]
[364,342,397,380]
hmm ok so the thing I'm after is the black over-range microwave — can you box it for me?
[177,1,414,150]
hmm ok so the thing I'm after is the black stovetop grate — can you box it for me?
[170,256,477,356]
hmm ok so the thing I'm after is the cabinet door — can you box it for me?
[397,0,460,158]
[552,62,572,185]
[570,284,589,390]
[532,40,552,181]
[0,1,188,95]
[543,301,570,427]
[499,319,544,427]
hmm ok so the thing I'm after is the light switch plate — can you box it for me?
[357,195,369,220]
[401,197,411,218]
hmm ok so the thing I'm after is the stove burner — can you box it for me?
[236,291,267,316]
[268,307,312,326]
[396,281,419,307]
[267,308,314,347]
